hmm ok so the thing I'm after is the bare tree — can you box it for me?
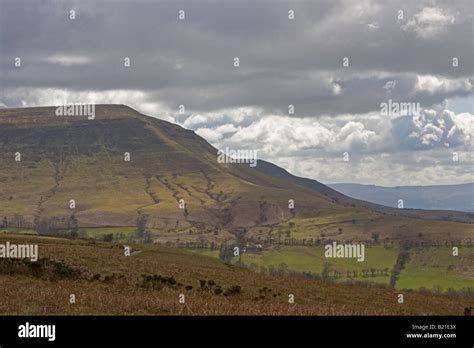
[322,262,331,281]
[12,214,25,229]
[136,213,148,238]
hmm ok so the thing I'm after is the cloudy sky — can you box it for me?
[0,0,472,186]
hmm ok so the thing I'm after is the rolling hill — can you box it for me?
[329,183,474,212]
[253,160,474,223]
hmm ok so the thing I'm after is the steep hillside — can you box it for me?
[0,105,339,228]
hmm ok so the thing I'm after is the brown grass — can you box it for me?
[0,233,472,315]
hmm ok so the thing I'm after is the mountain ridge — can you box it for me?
[252,159,474,222]
[1,105,472,246]
[328,182,474,212]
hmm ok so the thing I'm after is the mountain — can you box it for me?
[0,105,472,245]
[328,183,474,212]
[0,105,337,228]
[253,160,474,223]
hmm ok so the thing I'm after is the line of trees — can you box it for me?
[389,243,411,287]
[2,215,30,229]
[30,214,79,239]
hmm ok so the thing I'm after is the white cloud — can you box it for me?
[178,106,473,185]
[367,22,380,31]
[336,121,377,150]
[46,55,92,66]
[402,7,456,39]
[415,75,472,95]
[195,124,239,142]
[391,108,470,150]
[0,87,176,122]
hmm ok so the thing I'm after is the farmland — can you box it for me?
[187,244,474,292]
[397,247,474,291]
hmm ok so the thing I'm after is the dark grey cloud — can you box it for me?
[1,0,473,115]
[0,0,472,185]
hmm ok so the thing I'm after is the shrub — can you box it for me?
[224,285,242,296]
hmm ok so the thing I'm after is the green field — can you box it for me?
[239,245,397,284]
[186,248,220,258]
[189,245,398,285]
[0,226,136,240]
[188,245,474,292]
[0,227,36,234]
[84,226,137,240]
[397,247,474,291]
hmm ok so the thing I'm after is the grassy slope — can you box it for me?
[238,246,398,284]
[188,245,474,291]
[397,247,474,291]
[271,214,474,243]
[0,233,472,315]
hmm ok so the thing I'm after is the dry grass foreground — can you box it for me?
[0,233,472,315]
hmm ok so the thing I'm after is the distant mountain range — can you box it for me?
[253,160,473,223]
[328,183,474,212]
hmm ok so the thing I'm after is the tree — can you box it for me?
[77,228,87,239]
[103,233,113,242]
[136,214,148,238]
[322,262,331,281]
[34,217,53,235]
[278,262,289,275]
[144,231,153,244]
[371,232,380,243]
[12,214,25,229]
[219,243,233,265]
[69,214,79,239]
